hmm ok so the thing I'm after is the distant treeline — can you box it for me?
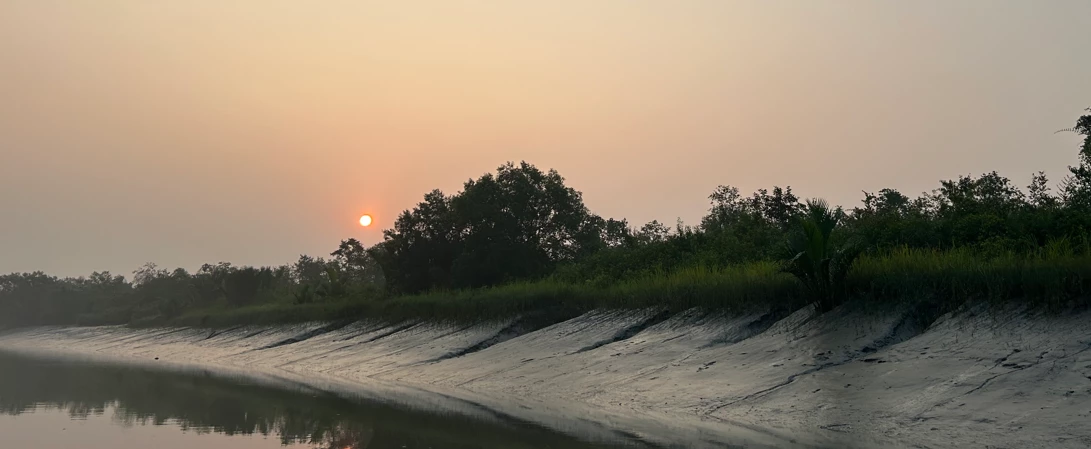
[2,108,1089,327]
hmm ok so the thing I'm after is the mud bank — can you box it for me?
[1,304,1089,449]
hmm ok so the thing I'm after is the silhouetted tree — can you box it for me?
[635,220,671,243]
[372,161,607,291]
[1060,108,1091,209]
[222,267,272,307]
[331,238,385,289]
[1027,171,1057,209]
[3,108,1091,325]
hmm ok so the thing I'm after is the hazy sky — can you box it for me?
[2,1,1089,277]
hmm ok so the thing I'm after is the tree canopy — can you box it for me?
[369,161,625,292]
[3,109,1091,327]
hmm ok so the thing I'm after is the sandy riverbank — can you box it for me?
[1,304,1088,449]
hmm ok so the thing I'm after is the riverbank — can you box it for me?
[158,247,1091,329]
[2,303,1089,448]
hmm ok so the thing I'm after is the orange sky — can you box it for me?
[2,1,1089,277]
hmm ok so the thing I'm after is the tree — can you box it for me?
[748,186,803,229]
[292,255,329,286]
[330,238,384,288]
[936,171,1025,217]
[845,188,939,250]
[0,272,64,325]
[129,263,198,320]
[454,162,595,260]
[701,185,746,231]
[368,189,460,293]
[635,220,672,243]
[930,172,1029,247]
[221,267,269,307]
[373,161,602,291]
[701,185,802,231]
[1059,108,1091,208]
[1027,171,1057,209]
[782,199,862,312]
[132,263,168,286]
[856,189,913,217]
[1057,107,1091,161]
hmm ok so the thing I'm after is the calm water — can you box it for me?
[0,352,648,449]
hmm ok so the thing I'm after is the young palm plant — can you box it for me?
[782,199,863,312]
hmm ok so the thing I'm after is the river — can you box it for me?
[0,351,648,449]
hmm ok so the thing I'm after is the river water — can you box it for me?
[0,352,649,449]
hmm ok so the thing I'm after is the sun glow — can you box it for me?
[359,214,373,227]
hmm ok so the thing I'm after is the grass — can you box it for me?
[166,248,1091,329]
[168,263,800,328]
[848,246,1091,309]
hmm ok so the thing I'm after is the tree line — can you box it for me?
[2,108,1089,326]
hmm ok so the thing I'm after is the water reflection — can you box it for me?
[0,352,646,449]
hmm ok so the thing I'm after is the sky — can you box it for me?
[1,1,1089,278]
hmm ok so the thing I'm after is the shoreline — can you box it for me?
[2,304,1089,449]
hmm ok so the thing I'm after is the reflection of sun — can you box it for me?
[359,214,373,227]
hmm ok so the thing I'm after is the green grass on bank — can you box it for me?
[167,262,801,328]
[165,247,1091,329]
[848,247,1091,308]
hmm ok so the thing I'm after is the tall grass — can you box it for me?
[848,246,1091,310]
[169,248,1091,328]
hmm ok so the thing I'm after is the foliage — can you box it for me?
[172,247,1091,328]
[0,243,383,327]
[2,109,1090,328]
[1059,108,1091,209]
[781,199,863,312]
[368,161,619,293]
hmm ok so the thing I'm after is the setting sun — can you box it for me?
[358,214,373,227]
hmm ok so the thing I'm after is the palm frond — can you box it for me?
[781,198,864,312]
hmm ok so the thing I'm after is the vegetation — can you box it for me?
[781,199,863,312]
[2,109,1090,328]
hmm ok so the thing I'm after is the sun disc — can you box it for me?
[359,214,373,227]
